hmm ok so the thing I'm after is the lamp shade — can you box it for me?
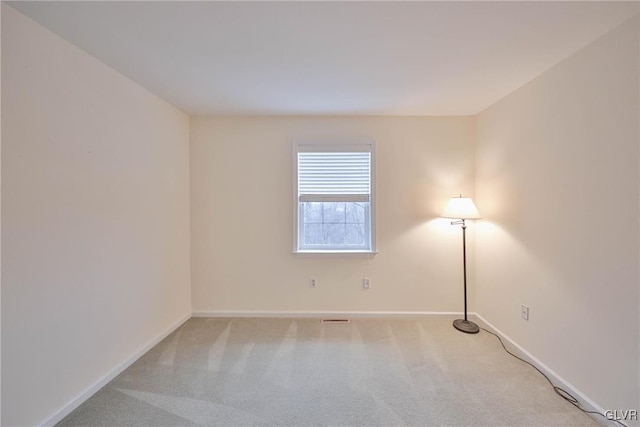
[441,196,481,220]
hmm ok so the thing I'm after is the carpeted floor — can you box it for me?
[58,317,602,426]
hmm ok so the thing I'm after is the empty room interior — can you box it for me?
[2,1,640,426]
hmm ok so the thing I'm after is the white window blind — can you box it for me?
[298,152,371,202]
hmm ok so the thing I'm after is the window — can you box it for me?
[295,142,375,253]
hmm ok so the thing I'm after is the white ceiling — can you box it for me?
[9,1,640,116]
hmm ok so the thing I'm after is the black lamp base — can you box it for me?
[453,319,479,334]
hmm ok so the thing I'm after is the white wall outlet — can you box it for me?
[363,278,371,289]
[521,304,529,321]
[310,278,317,288]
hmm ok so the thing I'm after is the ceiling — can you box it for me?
[8,1,640,116]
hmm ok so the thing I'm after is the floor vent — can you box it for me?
[321,318,350,323]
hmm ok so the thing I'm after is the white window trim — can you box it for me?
[292,139,377,254]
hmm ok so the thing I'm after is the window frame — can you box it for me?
[293,140,377,254]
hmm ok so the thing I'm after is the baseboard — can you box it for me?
[472,313,618,427]
[40,312,192,427]
[192,310,473,318]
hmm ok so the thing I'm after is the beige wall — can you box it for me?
[191,116,475,314]
[1,3,3,423]
[475,16,639,415]
[1,5,191,426]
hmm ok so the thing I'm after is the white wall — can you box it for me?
[1,5,191,426]
[191,116,475,314]
[1,3,3,423]
[475,16,639,416]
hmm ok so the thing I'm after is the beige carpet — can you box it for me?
[58,317,602,426]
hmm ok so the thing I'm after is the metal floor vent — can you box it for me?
[321,318,350,323]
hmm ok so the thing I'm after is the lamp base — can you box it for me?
[453,319,479,334]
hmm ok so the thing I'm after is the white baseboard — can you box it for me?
[40,313,192,427]
[472,313,618,427]
[192,310,473,318]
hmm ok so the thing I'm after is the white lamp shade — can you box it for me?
[441,196,481,220]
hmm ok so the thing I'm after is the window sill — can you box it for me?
[293,250,378,258]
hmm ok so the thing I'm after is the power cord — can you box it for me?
[480,327,624,427]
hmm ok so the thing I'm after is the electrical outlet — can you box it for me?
[363,278,371,289]
[521,304,529,321]
[310,278,317,288]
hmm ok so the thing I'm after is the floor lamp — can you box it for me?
[442,195,481,334]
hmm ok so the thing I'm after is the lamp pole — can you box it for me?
[451,217,479,334]
[462,219,468,322]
